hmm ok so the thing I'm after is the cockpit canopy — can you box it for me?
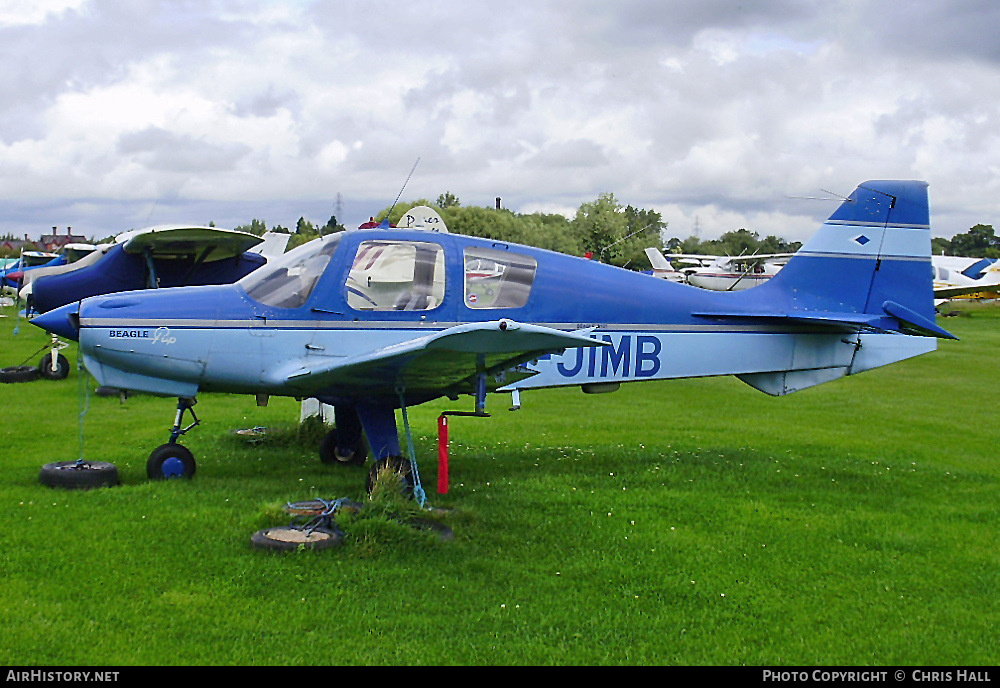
[239,230,539,313]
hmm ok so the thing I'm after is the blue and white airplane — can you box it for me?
[32,181,953,495]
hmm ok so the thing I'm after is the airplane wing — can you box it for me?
[663,253,720,266]
[664,252,795,265]
[119,225,263,262]
[934,283,1000,299]
[263,320,608,398]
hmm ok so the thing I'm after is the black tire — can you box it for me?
[365,455,415,498]
[318,427,368,466]
[250,526,344,552]
[146,443,196,480]
[39,461,119,490]
[37,353,70,380]
[0,365,40,383]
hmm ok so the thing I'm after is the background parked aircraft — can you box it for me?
[932,255,1000,301]
[25,225,288,315]
[646,248,792,290]
[13,225,289,381]
[1,251,59,294]
[650,245,1000,303]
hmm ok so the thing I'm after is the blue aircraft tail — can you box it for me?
[696,180,954,340]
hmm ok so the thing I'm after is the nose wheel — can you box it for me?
[147,443,196,480]
[147,397,199,480]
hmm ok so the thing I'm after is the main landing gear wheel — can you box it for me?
[0,365,40,383]
[250,526,344,552]
[37,353,70,380]
[365,456,415,498]
[147,443,196,480]
[39,461,119,490]
[319,428,369,466]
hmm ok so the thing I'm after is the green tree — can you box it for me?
[322,215,344,234]
[664,229,800,259]
[364,194,668,269]
[436,192,461,209]
[234,219,268,236]
[296,217,315,235]
[444,206,528,245]
[618,205,667,269]
[572,192,628,265]
[931,236,951,256]
[947,224,998,257]
[518,212,581,255]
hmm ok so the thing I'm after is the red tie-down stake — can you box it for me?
[437,407,495,494]
[437,414,449,494]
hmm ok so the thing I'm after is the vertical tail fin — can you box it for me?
[762,180,954,339]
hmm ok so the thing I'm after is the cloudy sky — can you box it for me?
[2,0,1000,245]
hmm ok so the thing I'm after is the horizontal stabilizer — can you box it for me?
[882,300,957,339]
[693,303,956,340]
[693,309,884,330]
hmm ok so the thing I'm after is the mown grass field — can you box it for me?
[0,301,996,666]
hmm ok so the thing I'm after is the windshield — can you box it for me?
[240,233,343,308]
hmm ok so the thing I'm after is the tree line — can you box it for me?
[16,194,988,267]
[931,224,999,258]
[234,192,806,271]
[227,213,1000,264]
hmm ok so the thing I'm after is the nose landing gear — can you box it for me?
[147,397,199,480]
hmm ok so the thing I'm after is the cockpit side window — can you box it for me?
[241,234,342,309]
[346,240,445,311]
[464,247,536,309]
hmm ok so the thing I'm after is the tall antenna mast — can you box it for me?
[385,157,420,223]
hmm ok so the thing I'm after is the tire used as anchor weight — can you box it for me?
[250,526,344,552]
[39,460,119,490]
[0,365,40,384]
[147,443,196,480]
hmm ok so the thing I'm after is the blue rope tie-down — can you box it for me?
[296,498,352,536]
[397,390,427,509]
[76,351,91,462]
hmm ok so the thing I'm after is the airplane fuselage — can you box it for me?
[29,181,947,479]
[60,224,934,406]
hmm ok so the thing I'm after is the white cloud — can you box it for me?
[0,0,87,26]
[1,0,1000,241]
